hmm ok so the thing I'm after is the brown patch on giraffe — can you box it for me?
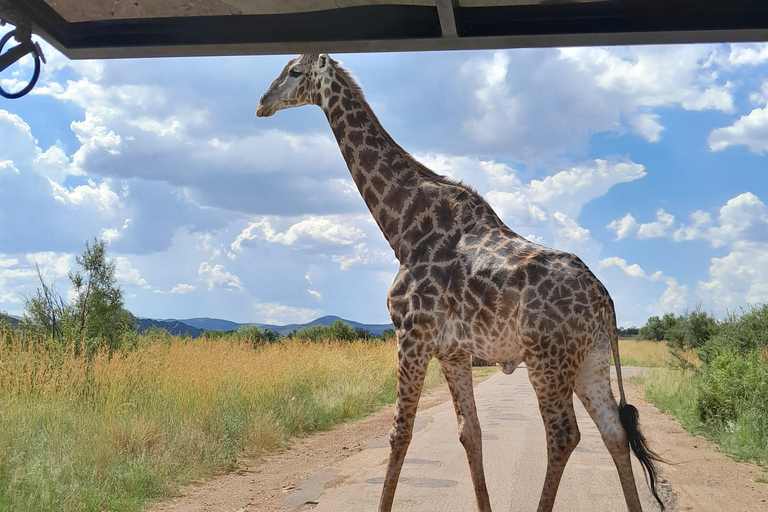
[370,175,387,195]
[348,130,364,146]
[359,148,379,173]
[341,145,356,167]
[383,188,408,213]
[402,191,432,226]
[363,186,378,207]
[434,198,455,232]
[346,110,367,129]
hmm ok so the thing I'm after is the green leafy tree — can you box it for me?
[236,324,280,346]
[23,265,72,340]
[638,315,667,341]
[69,239,135,352]
[23,238,135,354]
[294,319,358,342]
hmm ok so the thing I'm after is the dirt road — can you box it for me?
[154,368,768,512]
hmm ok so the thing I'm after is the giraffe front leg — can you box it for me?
[439,354,492,512]
[378,333,431,512]
[529,369,581,512]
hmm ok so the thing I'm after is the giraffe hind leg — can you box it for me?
[574,348,647,512]
[439,354,492,512]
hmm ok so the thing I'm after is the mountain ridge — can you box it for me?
[142,315,394,338]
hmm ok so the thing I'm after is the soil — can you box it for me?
[152,374,768,512]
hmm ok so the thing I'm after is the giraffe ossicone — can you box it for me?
[256,53,665,512]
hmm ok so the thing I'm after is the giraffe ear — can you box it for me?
[318,54,329,71]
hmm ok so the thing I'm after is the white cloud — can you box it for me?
[708,104,768,154]
[331,243,396,271]
[608,193,768,315]
[0,160,19,174]
[170,283,196,294]
[459,46,735,157]
[232,216,367,251]
[607,213,639,241]
[629,113,664,143]
[48,178,120,210]
[607,208,676,240]
[637,209,676,239]
[600,256,689,316]
[115,256,150,288]
[25,252,73,280]
[307,289,322,300]
[562,46,734,112]
[726,43,768,67]
[526,160,646,218]
[699,248,768,311]
[252,302,323,325]
[198,261,243,291]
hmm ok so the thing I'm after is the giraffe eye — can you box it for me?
[289,69,302,78]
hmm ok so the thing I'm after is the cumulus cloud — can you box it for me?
[725,43,768,67]
[169,283,196,294]
[252,302,323,325]
[49,178,120,210]
[331,243,397,271]
[458,46,734,158]
[600,256,689,316]
[115,256,150,288]
[198,262,243,291]
[708,104,768,154]
[608,193,768,314]
[232,215,367,251]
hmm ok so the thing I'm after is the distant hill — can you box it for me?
[136,318,203,338]
[0,314,20,325]
[177,317,251,332]
[174,315,394,338]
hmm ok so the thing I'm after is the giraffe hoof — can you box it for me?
[501,360,519,374]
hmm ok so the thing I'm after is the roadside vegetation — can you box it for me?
[0,324,447,512]
[0,239,441,512]
[632,305,768,467]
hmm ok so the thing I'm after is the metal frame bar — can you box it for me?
[2,0,767,59]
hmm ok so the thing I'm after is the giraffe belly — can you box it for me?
[437,316,522,367]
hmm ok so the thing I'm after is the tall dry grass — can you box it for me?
[0,332,443,511]
[617,338,698,368]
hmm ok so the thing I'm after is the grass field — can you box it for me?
[616,338,687,368]
[0,334,445,512]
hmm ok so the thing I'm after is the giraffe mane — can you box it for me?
[330,58,488,206]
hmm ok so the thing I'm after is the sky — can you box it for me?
[0,36,767,328]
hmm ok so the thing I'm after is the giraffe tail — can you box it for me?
[604,298,666,511]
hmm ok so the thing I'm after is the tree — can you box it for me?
[69,239,134,352]
[23,265,72,340]
[23,238,135,353]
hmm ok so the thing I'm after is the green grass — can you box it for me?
[633,362,768,468]
[0,334,444,512]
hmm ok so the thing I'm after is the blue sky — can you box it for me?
[0,37,767,327]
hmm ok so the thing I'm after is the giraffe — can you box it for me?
[256,54,664,512]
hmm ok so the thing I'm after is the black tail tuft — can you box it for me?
[619,403,666,511]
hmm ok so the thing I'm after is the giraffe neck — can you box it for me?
[319,64,427,260]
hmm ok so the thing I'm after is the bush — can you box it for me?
[293,319,360,342]
[235,325,280,346]
[695,350,768,462]
[698,304,768,364]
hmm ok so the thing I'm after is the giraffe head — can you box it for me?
[255,54,330,117]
